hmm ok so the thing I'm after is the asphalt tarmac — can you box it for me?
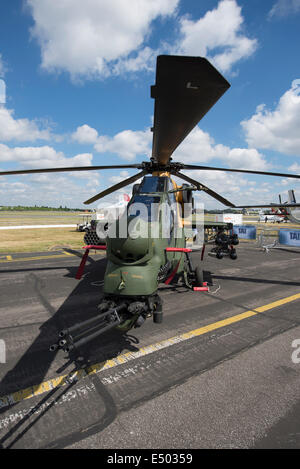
[0,244,299,449]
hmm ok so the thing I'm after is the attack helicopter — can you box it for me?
[2,55,300,354]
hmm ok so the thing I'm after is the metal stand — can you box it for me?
[75,244,106,279]
[165,247,209,292]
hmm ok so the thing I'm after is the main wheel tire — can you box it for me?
[195,266,204,287]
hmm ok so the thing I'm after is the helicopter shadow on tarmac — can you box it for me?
[0,254,141,448]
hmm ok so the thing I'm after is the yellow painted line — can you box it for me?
[1,291,300,410]
[255,293,300,312]
[62,250,75,256]
[0,254,72,263]
[0,251,105,264]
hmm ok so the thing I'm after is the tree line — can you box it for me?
[0,205,86,212]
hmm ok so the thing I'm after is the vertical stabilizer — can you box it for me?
[288,190,296,204]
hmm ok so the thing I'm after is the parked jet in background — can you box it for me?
[241,190,300,224]
[270,190,300,224]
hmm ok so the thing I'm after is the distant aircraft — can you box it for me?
[255,189,300,224]
[282,190,300,224]
[259,213,286,223]
[267,190,300,224]
[251,190,300,224]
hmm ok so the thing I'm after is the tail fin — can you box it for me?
[288,189,296,204]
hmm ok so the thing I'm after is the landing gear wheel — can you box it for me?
[195,266,204,287]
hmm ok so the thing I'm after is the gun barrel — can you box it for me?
[65,316,121,352]
[59,304,126,338]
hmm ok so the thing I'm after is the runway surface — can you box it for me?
[0,244,299,449]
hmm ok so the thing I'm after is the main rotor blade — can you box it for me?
[236,204,300,208]
[0,164,142,177]
[151,55,230,166]
[83,170,148,205]
[173,171,236,208]
[181,164,300,179]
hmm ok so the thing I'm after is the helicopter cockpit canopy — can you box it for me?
[137,176,169,194]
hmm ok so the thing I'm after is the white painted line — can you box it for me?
[0,225,77,230]
[0,382,97,430]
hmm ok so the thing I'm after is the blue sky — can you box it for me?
[0,0,300,208]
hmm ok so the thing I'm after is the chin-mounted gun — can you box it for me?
[49,304,125,354]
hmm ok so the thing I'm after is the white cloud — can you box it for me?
[70,122,270,208]
[288,162,300,173]
[112,47,157,75]
[172,127,224,163]
[0,107,51,142]
[0,79,5,105]
[72,124,99,144]
[179,168,283,209]
[0,181,28,194]
[172,126,268,170]
[0,144,101,188]
[221,148,269,170]
[27,0,257,80]
[80,124,270,208]
[0,145,102,206]
[72,124,153,160]
[268,0,300,18]
[73,122,268,169]
[0,176,100,207]
[94,128,152,160]
[28,169,100,189]
[27,0,178,79]
[109,170,130,185]
[0,143,93,168]
[178,169,250,208]
[242,80,300,156]
[176,0,257,73]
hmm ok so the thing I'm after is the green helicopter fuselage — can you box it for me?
[103,175,186,297]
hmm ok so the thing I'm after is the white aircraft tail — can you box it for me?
[285,190,300,224]
[288,189,296,204]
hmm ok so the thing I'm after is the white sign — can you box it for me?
[212,213,243,225]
